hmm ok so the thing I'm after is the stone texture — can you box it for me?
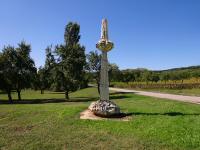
[89,100,120,117]
[96,19,114,102]
[80,109,130,121]
[99,51,109,101]
[89,18,121,117]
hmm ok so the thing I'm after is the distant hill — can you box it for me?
[122,65,200,72]
[158,65,200,73]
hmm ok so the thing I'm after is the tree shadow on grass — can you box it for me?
[0,90,134,105]
[110,92,134,100]
[0,91,7,94]
[124,111,200,117]
[0,93,130,105]
[46,92,65,94]
[0,97,98,105]
[110,92,135,95]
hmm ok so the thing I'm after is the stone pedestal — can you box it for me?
[89,100,120,117]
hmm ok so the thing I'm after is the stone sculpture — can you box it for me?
[89,19,120,117]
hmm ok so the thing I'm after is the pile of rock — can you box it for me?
[89,100,120,117]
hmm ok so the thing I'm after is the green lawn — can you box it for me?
[1,88,200,150]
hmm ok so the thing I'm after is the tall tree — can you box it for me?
[55,22,86,99]
[0,46,17,103]
[14,41,37,100]
[44,45,56,90]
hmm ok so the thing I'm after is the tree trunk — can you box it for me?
[97,82,100,95]
[7,90,13,103]
[65,91,69,99]
[17,89,21,101]
[40,89,44,94]
[96,77,100,95]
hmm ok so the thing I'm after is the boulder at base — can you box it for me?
[89,100,120,117]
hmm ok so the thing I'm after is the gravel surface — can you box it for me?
[109,87,200,105]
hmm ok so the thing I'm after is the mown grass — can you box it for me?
[0,88,200,150]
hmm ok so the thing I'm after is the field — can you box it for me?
[1,88,200,150]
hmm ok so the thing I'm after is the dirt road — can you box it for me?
[109,87,200,105]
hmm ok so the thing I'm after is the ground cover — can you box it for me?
[0,88,200,150]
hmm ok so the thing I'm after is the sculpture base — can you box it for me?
[89,100,120,117]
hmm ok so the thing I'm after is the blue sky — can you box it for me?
[0,0,200,70]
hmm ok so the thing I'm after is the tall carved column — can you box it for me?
[89,19,120,117]
[100,51,109,100]
[96,19,113,101]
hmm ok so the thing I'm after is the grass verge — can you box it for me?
[0,87,200,149]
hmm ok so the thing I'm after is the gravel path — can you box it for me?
[109,87,200,105]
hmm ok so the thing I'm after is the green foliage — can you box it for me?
[44,45,56,71]
[34,22,87,97]
[15,41,37,100]
[55,22,86,99]
[86,50,101,93]
[37,67,48,94]
[86,50,121,92]
[108,63,121,82]
[64,22,80,46]
[0,42,36,102]
[104,66,200,90]
[0,46,16,102]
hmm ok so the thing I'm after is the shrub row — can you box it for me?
[111,82,200,89]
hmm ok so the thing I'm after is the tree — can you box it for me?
[37,67,48,94]
[141,71,152,84]
[121,70,134,83]
[170,72,180,83]
[44,45,56,70]
[55,22,86,99]
[161,72,170,84]
[150,72,160,83]
[0,46,17,103]
[108,63,121,83]
[43,45,56,90]
[14,41,37,100]
[50,64,65,92]
[179,71,190,83]
[86,50,101,93]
